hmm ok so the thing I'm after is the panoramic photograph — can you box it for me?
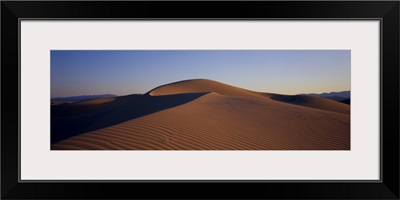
[51,50,350,150]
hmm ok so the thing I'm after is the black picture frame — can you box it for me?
[1,1,399,199]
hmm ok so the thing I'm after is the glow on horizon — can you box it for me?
[51,50,350,98]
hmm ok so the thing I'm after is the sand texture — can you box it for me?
[51,79,350,150]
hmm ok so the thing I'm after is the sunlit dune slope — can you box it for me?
[51,79,350,150]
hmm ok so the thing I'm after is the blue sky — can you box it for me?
[51,50,350,98]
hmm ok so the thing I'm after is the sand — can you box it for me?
[51,79,350,150]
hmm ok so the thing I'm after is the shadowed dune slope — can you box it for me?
[52,91,350,150]
[268,94,350,114]
[51,93,207,143]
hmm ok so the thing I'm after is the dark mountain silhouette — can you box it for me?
[299,91,350,101]
[51,94,118,102]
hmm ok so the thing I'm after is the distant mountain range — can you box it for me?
[299,91,350,103]
[51,94,118,102]
[52,91,351,103]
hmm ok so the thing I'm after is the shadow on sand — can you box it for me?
[51,92,208,144]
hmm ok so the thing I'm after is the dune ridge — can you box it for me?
[52,79,350,150]
[148,79,267,99]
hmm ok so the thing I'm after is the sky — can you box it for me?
[51,50,350,98]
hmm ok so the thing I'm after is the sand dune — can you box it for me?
[52,79,350,150]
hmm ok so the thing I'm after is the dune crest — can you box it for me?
[148,79,267,100]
